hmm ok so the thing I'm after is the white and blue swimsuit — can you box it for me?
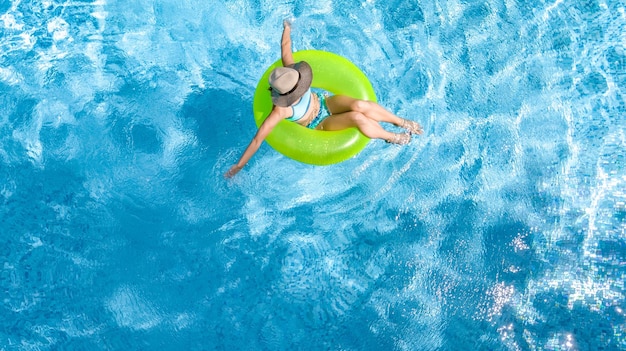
[285,89,331,129]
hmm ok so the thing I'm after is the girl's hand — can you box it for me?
[283,20,291,29]
[225,165,242,178]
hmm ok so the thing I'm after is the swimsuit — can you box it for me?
[285,89,312,122]
[307,90,331,129]
[285,88,331,129]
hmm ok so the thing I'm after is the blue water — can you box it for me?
[1,0,625,350]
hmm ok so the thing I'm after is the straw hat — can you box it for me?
[268,61,313,107]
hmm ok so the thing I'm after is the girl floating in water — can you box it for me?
[226,21,422,178]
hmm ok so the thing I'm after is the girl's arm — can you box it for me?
[225,21,295,178]
[281,20,294,66]
[225,107,288,178]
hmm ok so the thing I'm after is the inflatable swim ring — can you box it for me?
[253,50,377,165]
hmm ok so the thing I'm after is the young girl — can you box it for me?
[226,21,422,178]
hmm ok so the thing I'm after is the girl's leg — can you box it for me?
[326,95,423,134]
[326,95,402,124]
[316,111,410,144]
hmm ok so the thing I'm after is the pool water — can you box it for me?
[1,0,625,350]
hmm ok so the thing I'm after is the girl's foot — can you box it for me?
[386,133,411,145]
[401,119,423,135]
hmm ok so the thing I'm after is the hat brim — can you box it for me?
[271,61,313,107]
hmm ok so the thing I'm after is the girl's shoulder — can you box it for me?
[272,105,293,119]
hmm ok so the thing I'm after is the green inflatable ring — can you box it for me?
[253,50,376,165]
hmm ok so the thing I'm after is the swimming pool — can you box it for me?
[1,0,625,349]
